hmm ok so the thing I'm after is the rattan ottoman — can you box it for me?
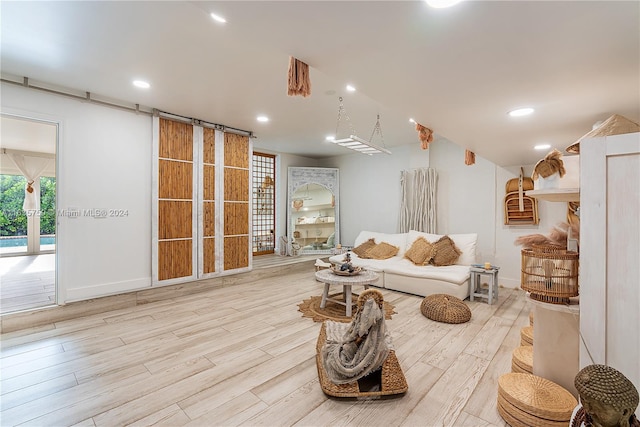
[420,294,471,324]
[497,373,577,427]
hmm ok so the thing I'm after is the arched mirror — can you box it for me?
[287,167,339,255]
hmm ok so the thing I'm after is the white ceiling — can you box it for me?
[1,1,638,166]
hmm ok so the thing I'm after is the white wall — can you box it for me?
[1,83,153,302]
[319,142,429,246]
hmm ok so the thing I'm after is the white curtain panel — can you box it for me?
[8,153,51,211]
[399,168,437,233]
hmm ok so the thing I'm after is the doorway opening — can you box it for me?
[0,115,57,314]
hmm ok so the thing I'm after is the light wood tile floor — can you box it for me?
[0,266,531,426]
[0,254,56,315]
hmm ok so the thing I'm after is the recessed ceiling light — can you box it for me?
[509,107,535,117]
[346,84,356,92]
[426,0,463,8]
[409,118,416,124]
[325,135,335,141]
[133,80,150,89]
[256,116,269,122]
[534,144,551,150]
[210,13,227,23]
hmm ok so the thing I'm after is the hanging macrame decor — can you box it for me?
[287,56,311,97]
[415,123,434,150]
[465,150,476,165]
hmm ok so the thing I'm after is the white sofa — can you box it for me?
[328,230,477,300]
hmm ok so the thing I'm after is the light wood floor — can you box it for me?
[0,254,56,315]
[0,265,531,426]
[0,253,315,315]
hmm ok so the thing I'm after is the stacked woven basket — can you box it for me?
[520,325,534,346]
[498,373,577,427]
[512,346,533,374]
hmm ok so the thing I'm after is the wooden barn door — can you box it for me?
[153,116,251,286]
[222,133,250,271]
[154,118,196,283]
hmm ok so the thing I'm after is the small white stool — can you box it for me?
[469,266,499,304]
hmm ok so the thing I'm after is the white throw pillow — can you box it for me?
[448,233,477,265]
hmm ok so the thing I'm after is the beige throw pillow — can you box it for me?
[366,242,400,260]
[431,235,462,266]
[353,238,377,258]
[405,237,435,265]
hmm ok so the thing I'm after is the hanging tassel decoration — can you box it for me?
[465,150,476,165]
[415,124,434,150]
[287,56,311,97]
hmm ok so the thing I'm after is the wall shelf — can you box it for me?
[525,188,580,202]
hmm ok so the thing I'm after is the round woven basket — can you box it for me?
[420,294,471,324]
[520,326,534,346]
[498,373,577,422]
[512,346,533,374]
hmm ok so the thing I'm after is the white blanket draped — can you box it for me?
[322,298,392,384]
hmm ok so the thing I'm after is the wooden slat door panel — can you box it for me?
[202,127,216,274]
[156,118,194,282]
[223,133,250,271]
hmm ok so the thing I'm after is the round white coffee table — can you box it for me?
[314,269,380,317]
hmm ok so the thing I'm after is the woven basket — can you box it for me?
[420,294,471,324]
[498,373,577,422]
[520,326,534,346]
[512,346,533,374]
[521,245,579,304]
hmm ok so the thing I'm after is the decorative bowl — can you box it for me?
[330,265,362,276]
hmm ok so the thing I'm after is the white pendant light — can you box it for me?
[328,97,391,155]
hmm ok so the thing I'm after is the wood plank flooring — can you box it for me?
[0,254,56,315]
[0,265,532,426]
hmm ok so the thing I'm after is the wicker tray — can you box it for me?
[497,394,570,427]
[520,326,534,346]
[316,322,408,398]
[498,373,577,421]
[330,266,362,276]
[512,346,533,373]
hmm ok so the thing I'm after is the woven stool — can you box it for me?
[520,325,534,346]
[497,373,577,427]
[420,294,471,324]
[511,345,533,374]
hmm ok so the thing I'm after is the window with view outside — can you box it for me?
[0,174,56,252]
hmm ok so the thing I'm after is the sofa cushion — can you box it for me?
[354,231,409,257]
[431,236,461,266]
[366,242,400,260]
[353,238,376,258]
[448,233,477,266]
[404,237,435,265]
[408,230,477,266]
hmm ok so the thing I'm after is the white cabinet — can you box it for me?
[579,132,640,391]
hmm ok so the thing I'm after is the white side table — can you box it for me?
[469,266,500,304]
